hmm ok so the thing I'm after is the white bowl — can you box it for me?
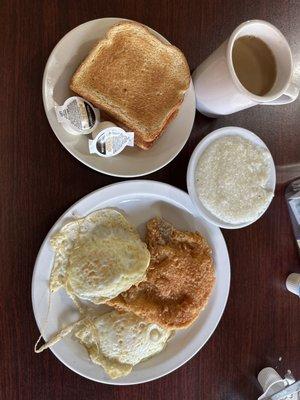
[186,127,276,229]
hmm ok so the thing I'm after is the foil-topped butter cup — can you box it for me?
[286,273,300,297]
[88,122,134,158]
[55,96,100,135]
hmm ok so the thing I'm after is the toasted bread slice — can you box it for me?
[70,21,190,149]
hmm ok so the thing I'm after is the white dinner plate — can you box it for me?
[32,180,230,385]
[42,18,195,177]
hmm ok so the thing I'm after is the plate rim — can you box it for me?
[32,180,230,385]
[42,17,196,178]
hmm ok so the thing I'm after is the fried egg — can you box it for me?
[49,209,150,304]
[74,311,172,379]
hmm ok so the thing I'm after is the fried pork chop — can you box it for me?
[108,217,215,329]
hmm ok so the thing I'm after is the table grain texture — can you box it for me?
[1,1,299,399]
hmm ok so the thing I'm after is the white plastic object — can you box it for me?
[258,368,285,393]
[88,122,134,157]
[55,96,100,135]
[286,273,300,297]
[257,368,297,399]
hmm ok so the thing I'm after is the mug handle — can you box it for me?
[263,83,299,105]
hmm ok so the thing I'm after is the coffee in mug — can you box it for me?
[192,20,299,117]
[232,36,277,96]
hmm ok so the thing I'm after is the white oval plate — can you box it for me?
[32,181,230,385]
[42,18,195,177]
[187,126,276,229]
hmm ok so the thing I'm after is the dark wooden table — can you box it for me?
[1,1,299,399]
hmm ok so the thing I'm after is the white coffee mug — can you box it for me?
[192,20,299,117]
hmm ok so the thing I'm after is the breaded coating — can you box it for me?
[109,218,215,329]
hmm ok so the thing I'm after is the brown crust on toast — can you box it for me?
[70,21,190,150]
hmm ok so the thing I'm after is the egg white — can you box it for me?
[75,311,172,379]
[49,209,150,304]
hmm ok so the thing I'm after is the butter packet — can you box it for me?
[89,122,134,157]
[55,96,100,135]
